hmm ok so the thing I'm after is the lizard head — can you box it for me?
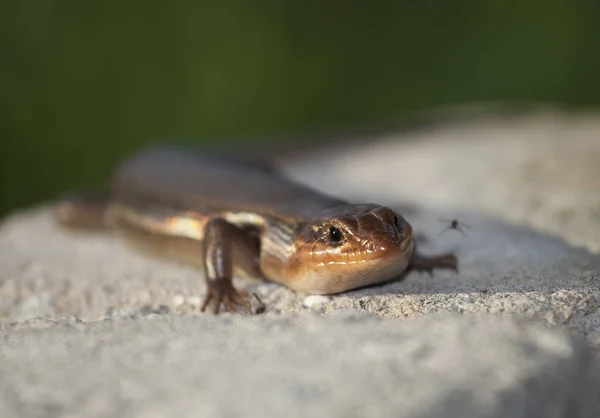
[285,204,414,294]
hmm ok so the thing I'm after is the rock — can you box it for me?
[2,109,600,417]
[1,202,599,350]
[323,208,600,351]
[0,313,598,418]
[303,295,331,308]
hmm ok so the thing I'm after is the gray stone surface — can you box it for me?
[0,313,598,418]
[1,109,600,417]
[2,203,600,351]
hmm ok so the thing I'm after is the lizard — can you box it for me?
[56,146,458,314]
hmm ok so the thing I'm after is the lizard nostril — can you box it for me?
[393,214,407,235]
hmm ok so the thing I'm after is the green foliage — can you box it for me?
[1,1,599,215]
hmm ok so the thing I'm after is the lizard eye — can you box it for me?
[327,226,344,244]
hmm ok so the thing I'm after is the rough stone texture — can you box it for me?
[1,313,598,418]
[2,203,600,351]
[323,208,600,350]
[1,109,600,417]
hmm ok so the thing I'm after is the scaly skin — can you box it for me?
[56,147,458,314]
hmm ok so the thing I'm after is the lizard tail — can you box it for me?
[55,191,111,231]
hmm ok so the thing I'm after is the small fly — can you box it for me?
[439,218,470,236]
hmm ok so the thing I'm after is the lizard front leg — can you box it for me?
[201,218,255,314]
[407,250,458,275]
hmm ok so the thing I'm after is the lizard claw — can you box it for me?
[252,293,266,314]
[417,267,434,277]
[408,253,459,276]
[201,281,254,314]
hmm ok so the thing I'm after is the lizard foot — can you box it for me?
[409,253,459,276]
[201,281,254,314]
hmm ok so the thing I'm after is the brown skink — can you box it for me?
[57,147,457,313]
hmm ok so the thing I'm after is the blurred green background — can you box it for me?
[1,1,599,217]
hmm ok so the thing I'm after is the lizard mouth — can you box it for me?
[291,238,414,295]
